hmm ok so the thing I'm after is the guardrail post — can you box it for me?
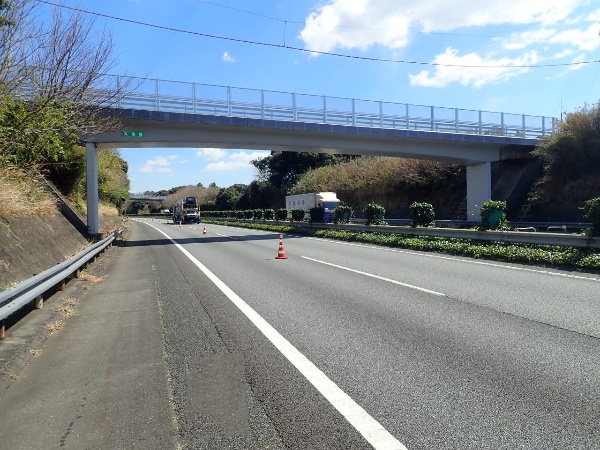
[455,108,459,132]
[292,92,297,121]
[352,98,356,126]
[542,116,546,136]
[323,96,327,123]
[261,89,265,120]
[116,75,122,108]
[192,82,197,114]
[379,101,383,127]
[406,104,410,128]
[227,86,232,116]
[478,110,482,134]
[430,106,434,131]
[34,295,43,309]
[501,112,505,135]
[155,78,160,111]
[522,114,526,137]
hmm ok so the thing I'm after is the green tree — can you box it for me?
[215,187,241,210]
[252,151,356,190]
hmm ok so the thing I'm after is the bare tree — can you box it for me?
[1,0,133,143]
[0,0,38,95]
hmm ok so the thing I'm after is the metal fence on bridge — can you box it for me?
[14,70,556,139]
[98,74,555,139]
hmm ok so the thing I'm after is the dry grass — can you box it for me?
[63,297,79,308]
[45,320,64,335]
[55,305,76,317]
[79,270,106,284]
[0,165,57,218]
[292,156,465,211]
[56,297,78,317]
[99,203,119,217]
[29,348,43,357]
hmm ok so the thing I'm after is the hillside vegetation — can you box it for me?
[290,157,465,215]
[531,102,600,205]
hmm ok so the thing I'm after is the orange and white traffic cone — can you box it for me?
[275,234,288,259]
[203,225,207,234]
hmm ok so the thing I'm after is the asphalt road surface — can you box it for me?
[133,218,600,449]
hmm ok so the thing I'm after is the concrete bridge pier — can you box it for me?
[86,142,100,236]
[466,162,492,222]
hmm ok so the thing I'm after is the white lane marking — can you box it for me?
[302,256,446,297]
[292,235,600,283]
[173,221,598,283]
[144,222,407,450]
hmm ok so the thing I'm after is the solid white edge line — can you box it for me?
[144,222,408,450]
[302,256,446,297]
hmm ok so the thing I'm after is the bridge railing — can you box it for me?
[93,74,557,139]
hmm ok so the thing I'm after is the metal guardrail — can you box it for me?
[208,218,600,249]
[0,227,123,335]
[302,223,600,248]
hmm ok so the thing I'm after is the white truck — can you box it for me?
[285,192,341,222]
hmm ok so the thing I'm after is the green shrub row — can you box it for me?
[203,205,356,223]
[581,197,600,236]
[202,220,600,271]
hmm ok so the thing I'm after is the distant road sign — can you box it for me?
[121,130,145,137]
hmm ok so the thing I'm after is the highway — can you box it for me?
[130,218,600,449]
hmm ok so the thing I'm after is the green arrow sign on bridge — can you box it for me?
[121,130,145,137]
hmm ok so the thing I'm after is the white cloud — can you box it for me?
[205,151,268,172]
[546,23,600,51]
[568,53,589,71]
[500,28,557,51]
[222,51,236,63]
[300,0,586,53]
[140,155,178,173]
[409,48,539,88]
[587,8,600,21]
[197,147,226,160]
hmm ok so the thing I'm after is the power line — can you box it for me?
[194,0,588,43]
[34,0,600,69]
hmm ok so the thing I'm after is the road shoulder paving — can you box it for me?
[0,225,178,449]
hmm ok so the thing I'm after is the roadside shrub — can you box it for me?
[244,209,254,220]
[333,205,353,224]
[236,210,244,219]
[581,197,600,236]
[364,202,387,225]
[410,202,435,227]
[264,209,275,221]
[477,200,509,231]
[291,208,306,222]
[309,206,325,223]
[275,208,288,221]
[253,209,264,220]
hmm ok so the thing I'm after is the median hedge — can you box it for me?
[202,220,600,272]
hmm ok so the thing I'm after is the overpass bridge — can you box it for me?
[84,74,556,234]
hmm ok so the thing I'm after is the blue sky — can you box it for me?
[36,0,600,193]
